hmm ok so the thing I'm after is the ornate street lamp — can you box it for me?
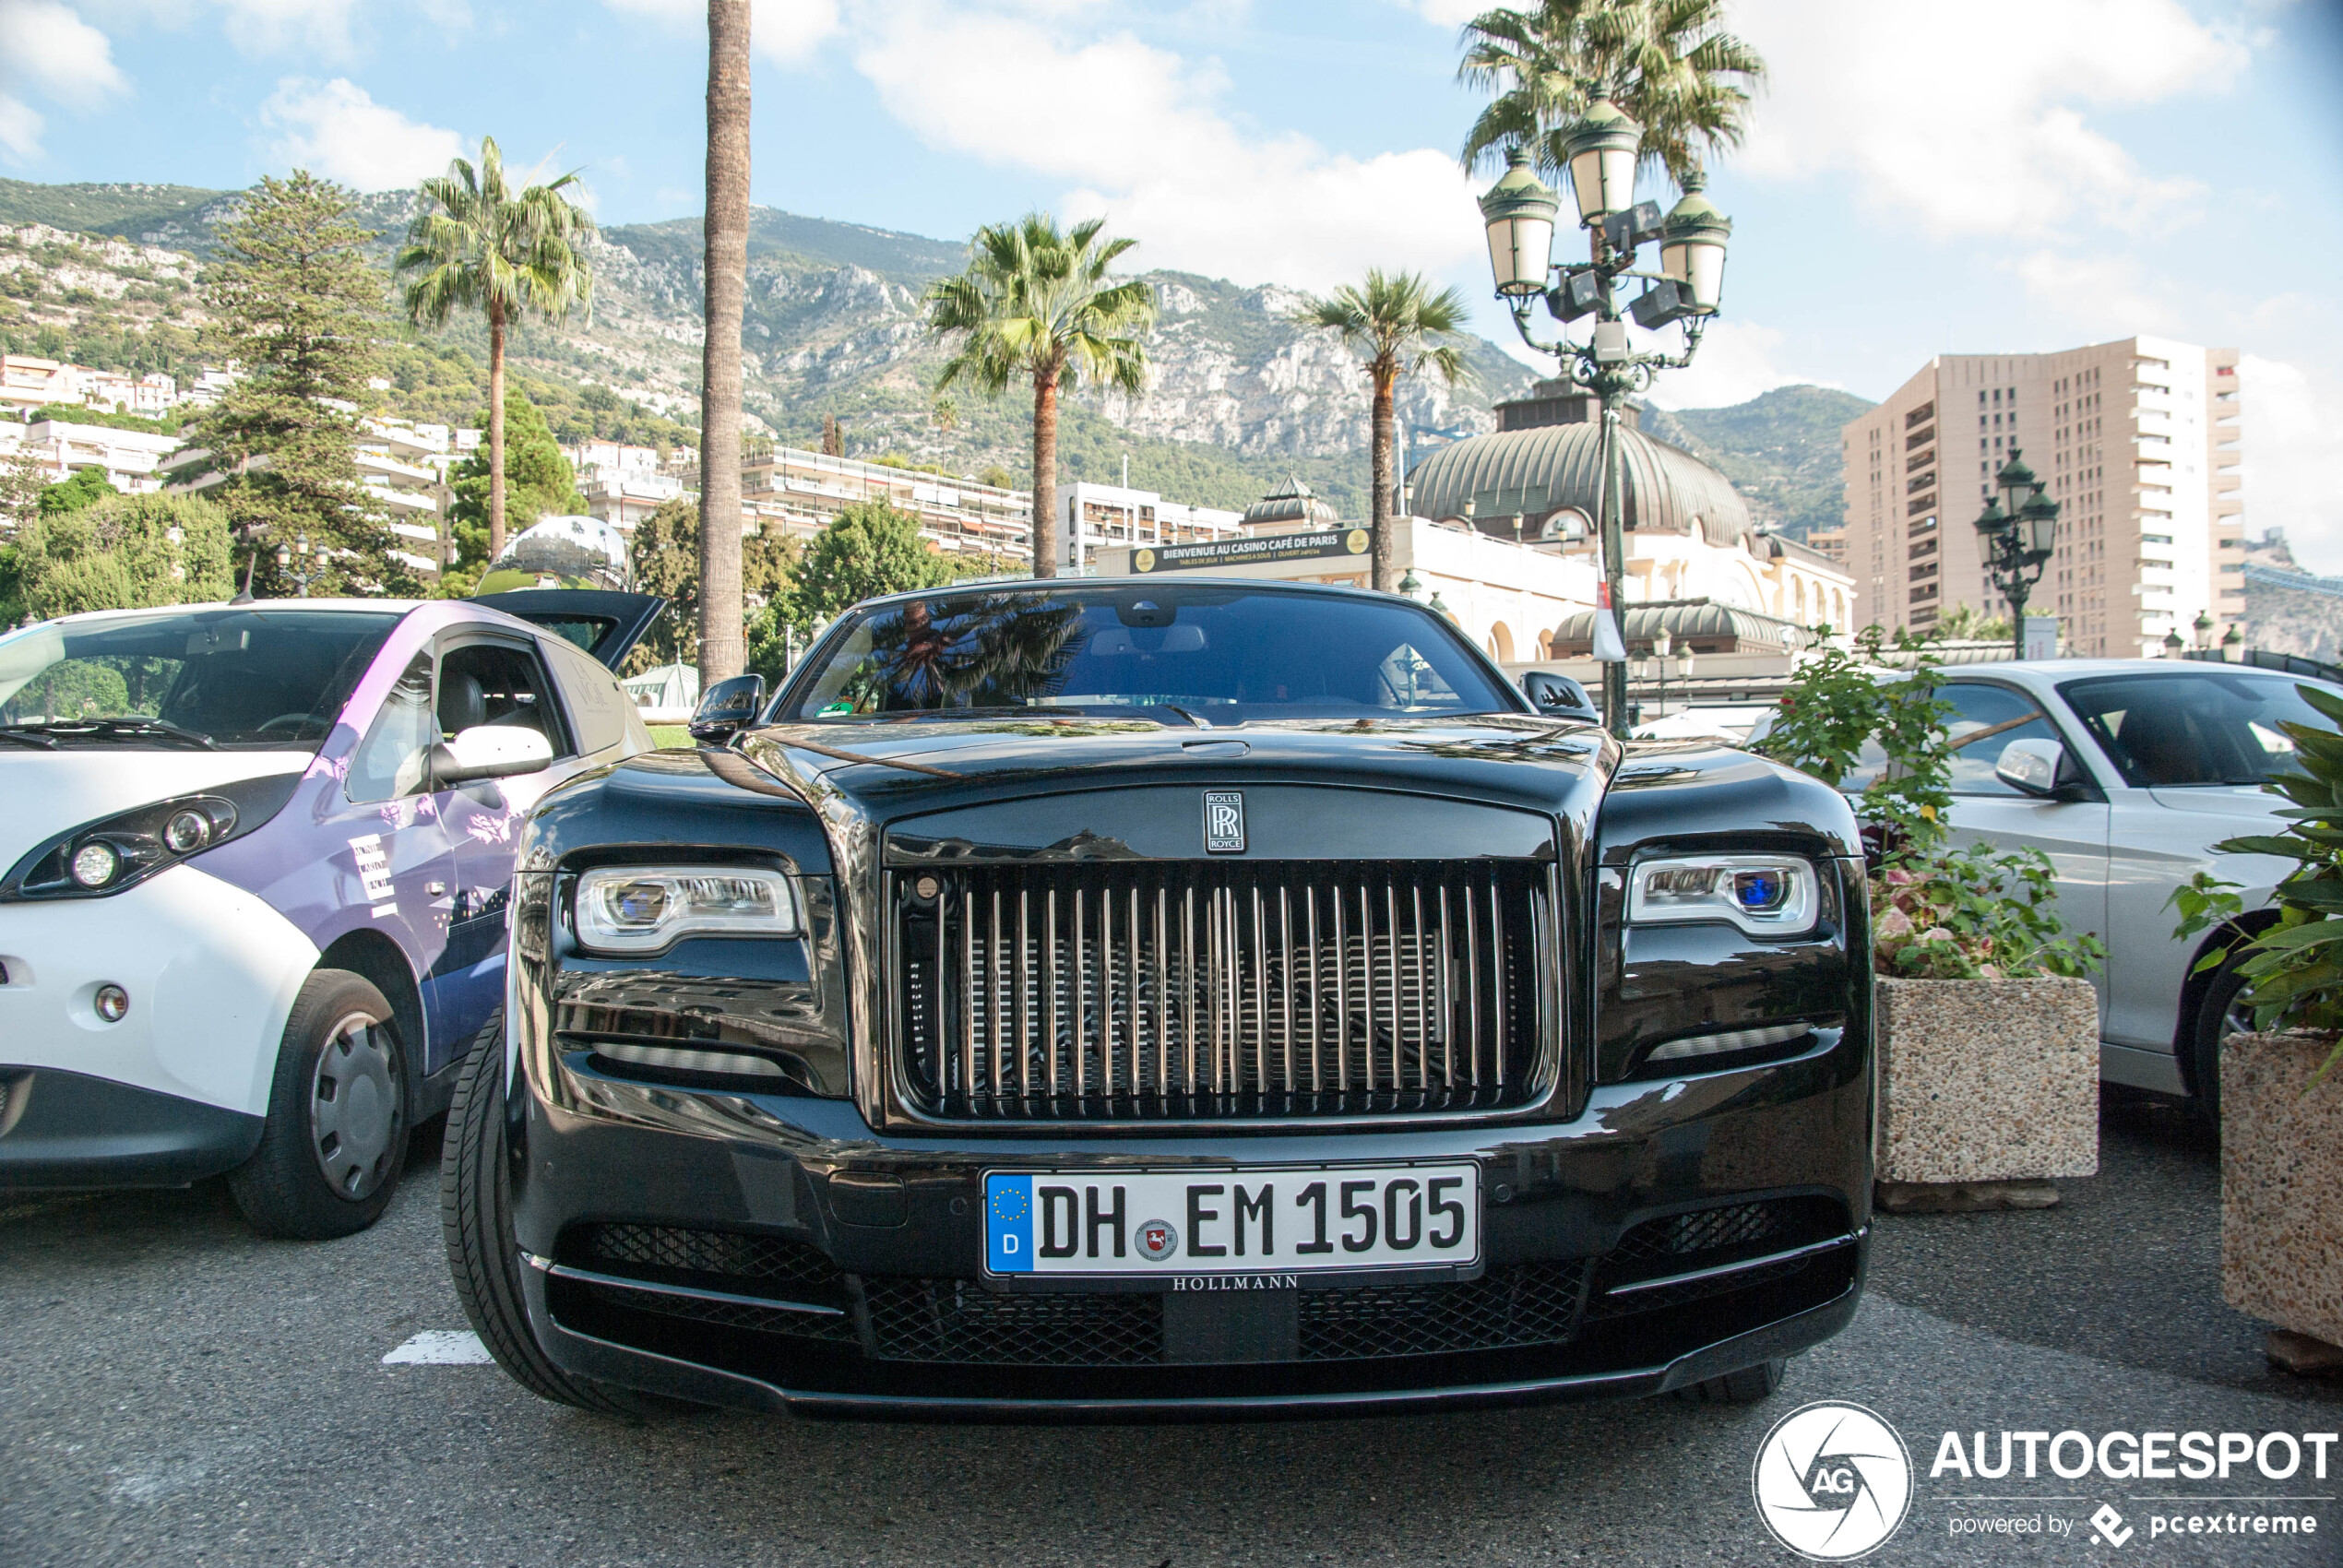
[2163,628,2185,658]
[276,530,329,598]
[2221,623,2243,662]
[2193,610,2214,652]
[1480,107,1728,735]
[1973,450,2058,660]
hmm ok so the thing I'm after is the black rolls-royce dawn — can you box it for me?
[442,577,1873,1419]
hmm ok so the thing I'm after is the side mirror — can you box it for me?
[431,725,554,787]
[688,673,767,744]
[1522,670,1601,725]
[1995,737,2083,799]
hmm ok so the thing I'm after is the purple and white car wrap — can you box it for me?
[0,591,659,1207]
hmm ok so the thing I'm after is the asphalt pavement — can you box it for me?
[4,1092,2337,1568]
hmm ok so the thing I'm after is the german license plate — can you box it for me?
[981,1164,1480,1281]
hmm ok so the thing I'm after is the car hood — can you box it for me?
[0,752,312,861]
[736,714,1612,830]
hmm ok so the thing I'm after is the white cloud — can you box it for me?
[601,0,840,65]
[853,6,1481,291]
[259,77,464,191]
[1637,319,1834,410]
[2238,354,2343,575]
[0,0,125,160]
[213,0,363,60]
[1735,0,2243,238]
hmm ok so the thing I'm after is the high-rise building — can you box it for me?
[1838,338,2242,656]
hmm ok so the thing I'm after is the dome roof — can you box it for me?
[1242,475,1341,529]
[1406,421,1753,547]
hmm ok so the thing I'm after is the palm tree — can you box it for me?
[697,0,752,683]
[1457,0,1765,184]
[925,215,1154,578]
[1295,270,1469,594]
[397,137,595,563]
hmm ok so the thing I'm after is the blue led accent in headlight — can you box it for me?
[1734,870,1783,910]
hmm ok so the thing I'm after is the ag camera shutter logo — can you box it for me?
[1752,1401,1914,1561]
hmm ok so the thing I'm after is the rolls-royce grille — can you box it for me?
[892,861,1549,1120]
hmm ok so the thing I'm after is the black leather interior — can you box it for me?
[438,670,487,735]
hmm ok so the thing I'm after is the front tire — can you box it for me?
[228,968,409,1240]
[1676,1358,1786,1405]
[2187,950,2254,1125]
[440,1014,678,1416]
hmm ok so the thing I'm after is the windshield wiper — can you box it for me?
[3,718,219,750]
[0,727,59,749]
[1160,705,1211,730]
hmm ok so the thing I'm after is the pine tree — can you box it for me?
[195,172,412,596]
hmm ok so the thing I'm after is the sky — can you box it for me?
[3,0,2342,566]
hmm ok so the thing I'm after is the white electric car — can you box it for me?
[0,588,659,1235]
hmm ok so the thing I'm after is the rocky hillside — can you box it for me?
[1,177,1865,527]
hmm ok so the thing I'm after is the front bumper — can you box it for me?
[0,1066,264,1189]
[510,1026,1873,1417]
[0,862,318,1122]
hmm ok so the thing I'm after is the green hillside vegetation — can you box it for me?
[0,179,227,235]
[1643,385,1873,540]
[601,208,969,286]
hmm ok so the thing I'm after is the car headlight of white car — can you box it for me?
[0,774,303,900]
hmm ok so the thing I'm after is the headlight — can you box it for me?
[1627,854,1818,937]
[1,775,297,902]
[574,865,801,954]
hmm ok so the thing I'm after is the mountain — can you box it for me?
[0,177,1860,529]
[1642,385,1873,540]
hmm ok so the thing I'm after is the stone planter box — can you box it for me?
[2222,1030,2343,1362]
[1874,976,2099,1208]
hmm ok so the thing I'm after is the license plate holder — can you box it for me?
[980,1163,1481,1290]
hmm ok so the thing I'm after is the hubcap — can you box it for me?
[308,1010,401,1200]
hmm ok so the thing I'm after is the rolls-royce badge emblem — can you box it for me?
[1204,790,1245,854]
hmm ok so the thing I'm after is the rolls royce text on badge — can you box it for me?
[438,578,1873,1418]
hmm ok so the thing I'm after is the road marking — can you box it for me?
[383,1330,493,1365]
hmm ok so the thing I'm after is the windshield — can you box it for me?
[2059,671,2337,787]
[0,608,399,749]
[779,587,1516,725]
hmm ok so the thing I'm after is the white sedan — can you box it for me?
[1755,659,2336,1118]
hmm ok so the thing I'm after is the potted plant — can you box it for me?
[2171,683,2343,1375]
[1758,630,2103,1213]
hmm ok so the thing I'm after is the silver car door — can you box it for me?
[1938,680,2111,1025]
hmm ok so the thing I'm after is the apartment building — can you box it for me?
[1839,337,2242,656]
[3,414,184,493]
[1060,481,1243,569]
[733,445,1032,559]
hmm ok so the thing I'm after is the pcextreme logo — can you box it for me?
[1753,1401,1916,1561]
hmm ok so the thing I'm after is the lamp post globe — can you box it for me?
[1480,149,1560,298]
[2163,628,2185,658]
[2221,623,2243,662]
[1973,496,2009,540]
[2192,610,2214,651]
[1996,451,2040,522]
[2019,490,2059,559]
[1561,100,1642,224]
[1659,172,1732,314]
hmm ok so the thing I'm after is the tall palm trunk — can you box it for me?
[1030,366,1060,578]
[1368,364,1397,593]
[486,299,506,561]
[697,0,751,683]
